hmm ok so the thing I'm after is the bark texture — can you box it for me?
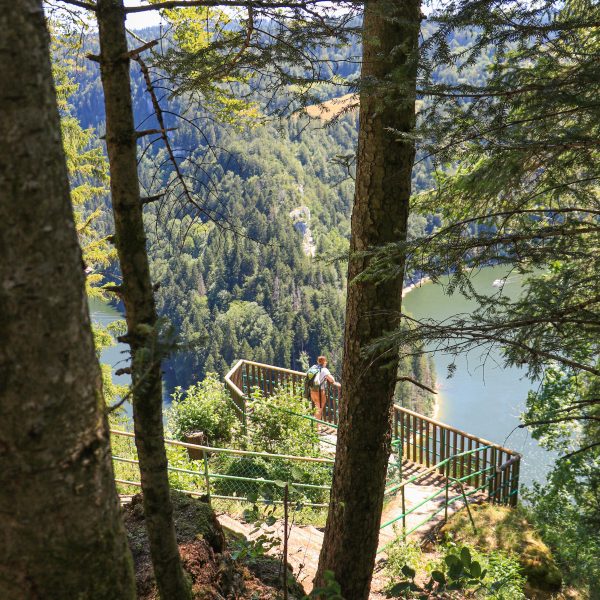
[0,2,136,598]
[95,1,191,598]
[315,1,421,597]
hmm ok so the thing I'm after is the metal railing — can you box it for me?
[110,359,522,548]
[225,359,340,425]
[111,429,333,508]
[377,444,520,553]
[392,406,520,506]
[110,427,517,554]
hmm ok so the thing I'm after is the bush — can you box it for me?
[525,457,600,598]
[440,504,562,594]
[481,548,526,600]
[385,541,526,599]
[385,540,425,583]
[168,373,239,446]
[211,454,331,504]
[247,384,320,456]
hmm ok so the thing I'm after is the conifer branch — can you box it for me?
[520,415,600,428]
[216,6,254,80]
[141,193,165,205]
[398,314,600,377]
[135,127,178,139]
[131,50,271,245]
[57,0,97,11]
[103,284,124,296]
[132,53,220,225]
[395,376,437,394]
[124,0,352,14]
[560,442,600,460]
[127,39,159,59]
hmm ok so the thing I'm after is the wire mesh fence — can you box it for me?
[111,429,334,522]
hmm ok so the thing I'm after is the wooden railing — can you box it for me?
[393,406,520,506]
[225,359,340,425]
[225,359,520,505]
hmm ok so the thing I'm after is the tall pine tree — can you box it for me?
[315,2,421,597]
[0,2,135,597]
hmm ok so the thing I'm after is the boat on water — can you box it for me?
[492,278,505,287]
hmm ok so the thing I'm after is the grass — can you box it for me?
[441,504,563,594]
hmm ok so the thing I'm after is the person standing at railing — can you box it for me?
[306,355,341,422]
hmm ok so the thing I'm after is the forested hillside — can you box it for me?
[69,25,475,395]
[4,3,597,598]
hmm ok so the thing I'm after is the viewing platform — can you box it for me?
[225,358,521,511]
[111,358,521,592]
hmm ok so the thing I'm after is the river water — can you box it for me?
[403,266,555,488]
[89,298,132,417]
[91,266,554,488]
[90,298,175,415]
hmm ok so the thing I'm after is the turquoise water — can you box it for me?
[89,297,131,387]
[89,298,173,416]
[403,266,555,488]
[89,298,132,417]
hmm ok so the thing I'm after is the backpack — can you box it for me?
[303,364,322,398]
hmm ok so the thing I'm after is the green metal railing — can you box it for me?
[110,427,517,554]
[392,405,520,506]
[111,429,333,508]
[111,360,521,551]
[378,444,519,554]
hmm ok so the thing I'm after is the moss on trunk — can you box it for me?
[95,1,190,597]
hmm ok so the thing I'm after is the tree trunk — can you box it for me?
[315,1,421,597]
[0,2,135,598]
[95,1,191,598]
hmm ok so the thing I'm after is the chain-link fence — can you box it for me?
[111,429,333,522]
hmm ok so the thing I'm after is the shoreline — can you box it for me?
[401,275,441,420]
[431,384,441,420]
[401,275,431,298]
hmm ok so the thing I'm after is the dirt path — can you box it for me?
[219,512,389,598]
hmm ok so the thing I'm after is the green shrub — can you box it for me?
[481,548,527,600]
[168,373,239,446]
[211,453,331,504]
[247,384,320,456]
[385,540,425,583]
[443,543,526,599]
[440,504,562,594]
[524,459,599,597]
[385,542,526,599]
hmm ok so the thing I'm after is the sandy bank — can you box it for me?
[401,276,440,419]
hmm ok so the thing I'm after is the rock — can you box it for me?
[289,206,311,222]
